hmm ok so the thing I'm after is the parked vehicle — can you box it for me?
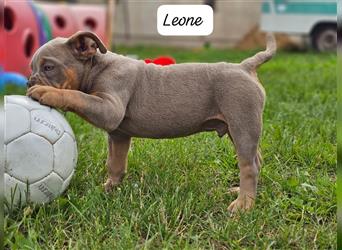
[260,0,337,52]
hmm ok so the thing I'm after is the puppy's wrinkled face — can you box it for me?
[27,31,107,90]
[28,38,79,90]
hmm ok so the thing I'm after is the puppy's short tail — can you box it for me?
[241,33,276,71]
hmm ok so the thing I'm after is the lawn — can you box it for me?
[4,46,336,249]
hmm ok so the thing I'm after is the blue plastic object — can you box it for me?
[0,70,27,91]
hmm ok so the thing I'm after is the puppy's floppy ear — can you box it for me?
[66,31,107,60]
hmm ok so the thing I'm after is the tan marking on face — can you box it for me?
[61,68,79,90]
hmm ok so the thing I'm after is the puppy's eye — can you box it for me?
[44,65,54,72]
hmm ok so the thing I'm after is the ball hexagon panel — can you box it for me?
[50,109,75,138]
[6,133,54,183]
[30,172,64,204]
[5,103,30,144]
[53,133,76,180]
[61,170,74,193]
[5,95,51,111]
[5,173,29,206]
[31,109,64,144]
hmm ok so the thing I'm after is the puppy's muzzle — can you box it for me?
[27,75,38,88]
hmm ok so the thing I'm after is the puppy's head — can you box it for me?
[27,31,107,90]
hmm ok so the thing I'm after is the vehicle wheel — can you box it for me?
[312,25,337,52]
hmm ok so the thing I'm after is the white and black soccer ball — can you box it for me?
[4,95,77,206]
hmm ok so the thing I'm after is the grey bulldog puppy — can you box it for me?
[27,31,276,212]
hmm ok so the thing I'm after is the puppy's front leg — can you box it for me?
[104,134,131,192]
[27,85,125,132]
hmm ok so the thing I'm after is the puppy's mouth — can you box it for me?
[27,74,52,88]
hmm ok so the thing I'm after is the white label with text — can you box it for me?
[157,5,213,36]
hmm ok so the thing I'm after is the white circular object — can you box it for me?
[4,95,78,206]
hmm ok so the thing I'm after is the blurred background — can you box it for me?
[0,0,337,90]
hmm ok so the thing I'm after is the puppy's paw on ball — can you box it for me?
[27,85,64,109]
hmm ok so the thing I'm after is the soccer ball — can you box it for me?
[4,95,77,206]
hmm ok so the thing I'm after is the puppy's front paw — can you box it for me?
[27,85,63,109]
[103,178,121,193]
[228,194,255,214]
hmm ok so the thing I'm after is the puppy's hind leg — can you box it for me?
[104,133,131,192]
[226,119,262,213]
[219,95,263,213]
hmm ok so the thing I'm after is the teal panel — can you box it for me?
[276,2,337,15]
[262,2,271,13]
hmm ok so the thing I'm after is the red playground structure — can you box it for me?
[1,0,111,80]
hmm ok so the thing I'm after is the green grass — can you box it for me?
[4,46,336,249]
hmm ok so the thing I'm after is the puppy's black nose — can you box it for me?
[27,75,37,88]
[27,80,33,88]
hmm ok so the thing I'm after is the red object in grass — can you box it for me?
[144,56,176,66]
